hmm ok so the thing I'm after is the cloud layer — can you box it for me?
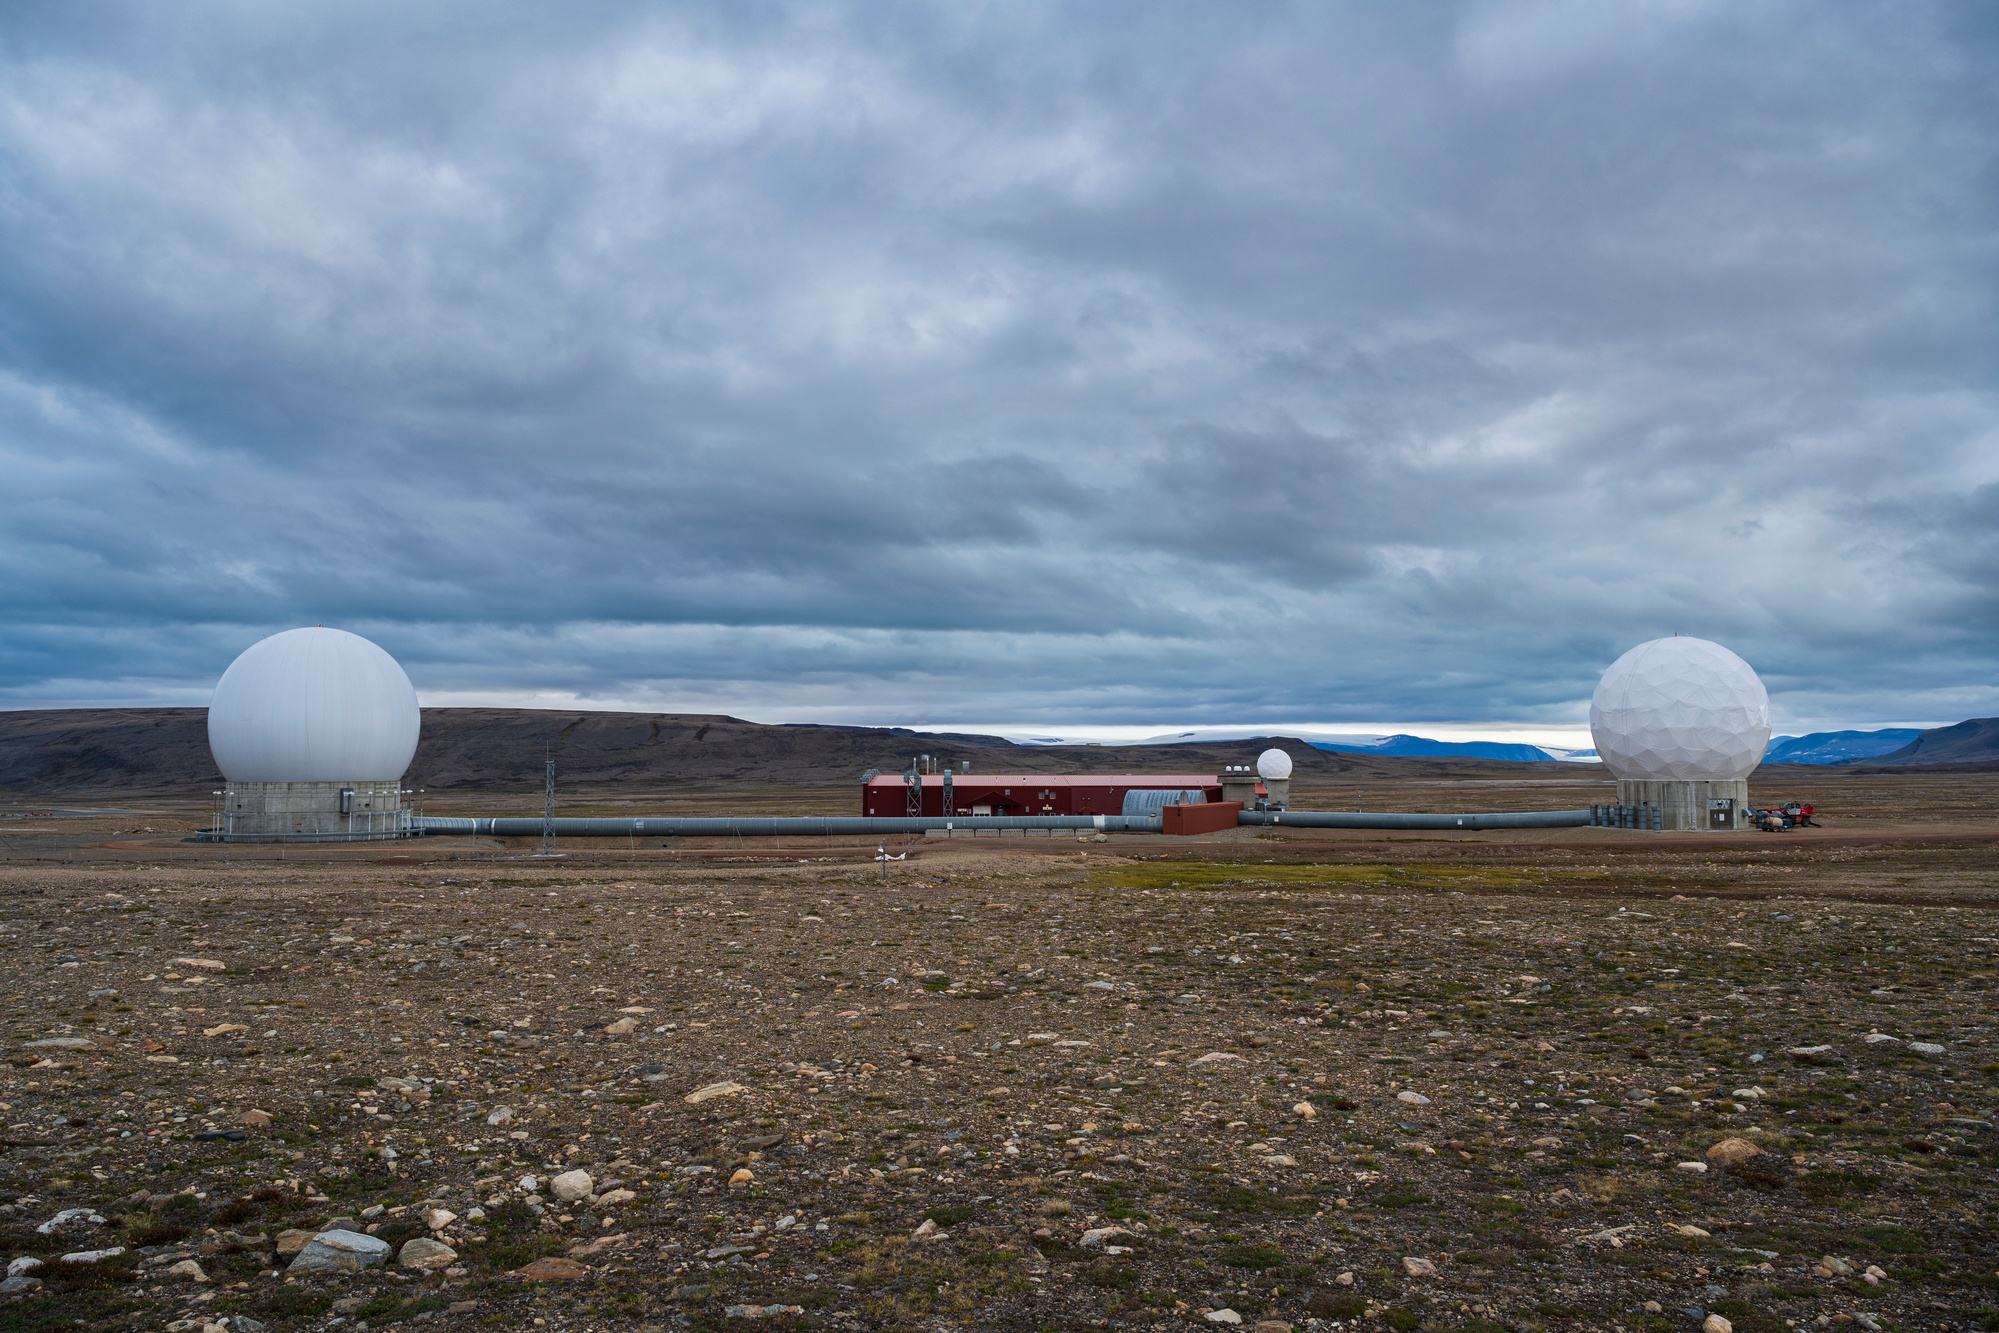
[1,2,1994,731]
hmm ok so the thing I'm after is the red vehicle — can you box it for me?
[1750,801,1817,831]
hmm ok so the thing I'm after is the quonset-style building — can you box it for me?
[863,772,1224,818]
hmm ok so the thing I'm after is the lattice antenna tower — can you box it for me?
[539,754,557,857]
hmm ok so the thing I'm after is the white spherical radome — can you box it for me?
[1256,747,1294,781]
[208,628,420,782]
[1589,636,1770,782]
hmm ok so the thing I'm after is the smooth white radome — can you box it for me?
[1589,637,1770,781]
[207,628,420,782]
[1256,747,1294,781]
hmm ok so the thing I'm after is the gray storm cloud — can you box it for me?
[0,1,1993,731]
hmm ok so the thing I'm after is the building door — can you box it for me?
[1708,799,1735,830]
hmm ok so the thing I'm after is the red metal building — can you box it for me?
[862,773,1223,817]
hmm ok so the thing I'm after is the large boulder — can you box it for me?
[397,1237,459,1272]
[287,1230,391,1273]
[548,1170,595,1204]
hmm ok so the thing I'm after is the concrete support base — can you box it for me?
[1617,778,1749,832]
[212,780,412,841]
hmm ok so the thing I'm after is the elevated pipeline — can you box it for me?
[1240,809,1591,831]
[413,814,1160,837]
[413,808,1594,837]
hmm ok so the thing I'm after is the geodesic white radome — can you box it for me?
[1256,747,1293,781]
[1589,636,1771,782]
[208,627,420,782]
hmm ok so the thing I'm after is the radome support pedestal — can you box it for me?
[215,781,412,841]
[1616,779,1749,832]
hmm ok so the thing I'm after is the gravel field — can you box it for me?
[0,786,1994,1333]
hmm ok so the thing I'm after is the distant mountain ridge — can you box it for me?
[1874,717,1999,766]
[1763,729,1923,765]
[1311,735,1582,763]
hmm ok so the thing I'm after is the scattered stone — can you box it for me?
[164,1258,209,1281]
[239,1108,273,1126]
[5,1258,40,1278]
[729,1168,754,1185]
[1190,1052,1242,1067]
[486,1106,514,1126]
[1909,1041,1946,1056]
[1703,1316,1733,1333]
[1578,1225,1636,1248]
[1676,1161,1708,1173]
[515,1256,590,1281]
[1863,1033,1900,1045]
[202,1023,249,1038]
[1292,1102,1315,1119]
[36,1207,105,1234]
[1079,1226,1132,1248]
[0,1276,40,1295]
[1787,1045,1836,1065]
[604,1017,638,1035]
[273,1229,315,1257]
[549,1169,595,1203]
[1402,1255,1437,1276]
[58,1247,126,1264]
[1706,1137,1761,1165]
[686,1081,747,1104]
[1204,1311,1243,1326]
[22,1037,91,1049]
[398,1237,459,1271]
[287,1230,391,1273]
[171,958,227,970]
[1395,1090,1432,1105]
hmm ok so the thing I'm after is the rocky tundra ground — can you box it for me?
[0,815,1993,1332]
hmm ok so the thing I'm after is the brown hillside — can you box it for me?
[0,706,1573,796]
[1874,716,1999,766]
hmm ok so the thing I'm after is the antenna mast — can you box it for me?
[538,754,558,857]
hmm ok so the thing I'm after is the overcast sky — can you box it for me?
[1,1,1994,738]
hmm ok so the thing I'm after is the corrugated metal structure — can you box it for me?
[861,773,1223,817]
